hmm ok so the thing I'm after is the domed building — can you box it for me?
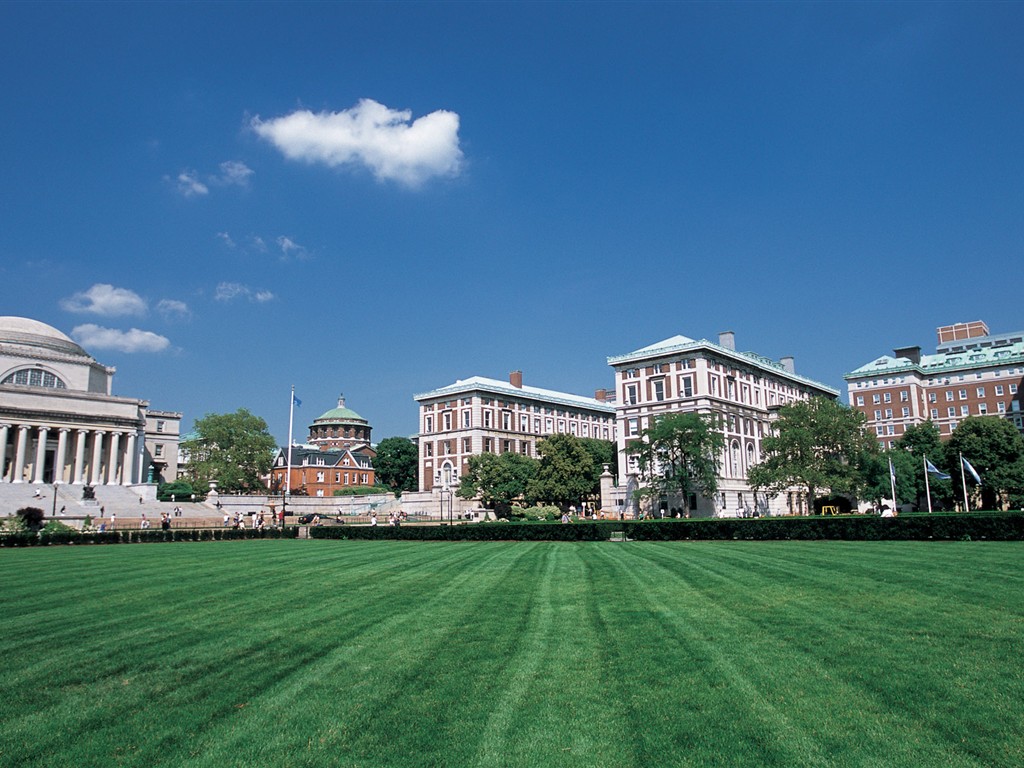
[267,394,377,497]
[0,316,181,490]
[308,394,373,452]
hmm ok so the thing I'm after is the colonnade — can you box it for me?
[0,423,142,486]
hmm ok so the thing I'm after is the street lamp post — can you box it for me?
[51,481,60,518]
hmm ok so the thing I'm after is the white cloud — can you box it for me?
[60,284,147,317]
[72,324,170,353]
[156,299,191,319]
[252,98,463,187]
[215,160,253,188]
[216,231,236,248]
[176,170,209,197]
[276,235,309,260]
[250,235,268,252]
[215,282,275,303]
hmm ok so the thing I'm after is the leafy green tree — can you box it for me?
[895,422,953,510]
[181,409,277,494]
[457,451,538,516]
[863,449,918,510]
[16,506,45,532]
[578,437,617,489]
[526,433,596,509]
[157,479,196,502]
[946,417,1024,510]
[748,397,877,511]
[628,412,724,508]
[373,437,419,496]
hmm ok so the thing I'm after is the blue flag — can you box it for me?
[925,458,950,480]
[962,456,982,485]
[293,394,301,407]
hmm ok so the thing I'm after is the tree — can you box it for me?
[748,397,877,512]
[628,412,724,509]
[157,479,196,502]
[895,422,953,510]
[578,437,617,491]
[457,451,538,516]
[16,506,45,532]
[526,433,596,509]
[946,417,1024,510]
[863,449,918,510]
[181,409,277,494]
[373,437,418,496]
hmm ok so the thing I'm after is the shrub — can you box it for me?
[17,507,45,532]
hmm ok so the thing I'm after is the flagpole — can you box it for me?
[888,457,897,514]
[286,385,295,497]
[923,455,933,514]
[959,451,969,512]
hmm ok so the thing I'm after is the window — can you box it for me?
[652,379,665,402]
[978,403,988,415]
[883,393,891,403]
[928,392,937,403]
[626,384,638,405]
[872,394,881,404]
[679,376,693,397]
[483,411,492,428]
[884,409,892,419]
[443,412,452,431]
[959,389,967,400]
[425,415,433,433]
[900,391,908,402]
[156,421,165,433]
[463,438,471,453]
[995,385,1004,396]
[628,418,639,436]
[1011,384,1019,394]
[316,471,324,482]
[930,408,938,419]
[424,443,433,457]
[961,405,969,416]
[653,363,665,373]
[520,414,529,432]
[977,387,986,398]
[902,407,910,417]
[463,411,471,428]
[946,391,954,402]
[154,444,163,457]
[998,402,1006,413]
[948,407,956,417]
[502,411,512,430]
[856,396,865,406]
[1,368,67,389]
[874,410,882,420]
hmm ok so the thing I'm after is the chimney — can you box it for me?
[780,356,795,374]
[718,331,736,351]
[509,370,523,389]
[594,388,607,402]
[893,346,922,365]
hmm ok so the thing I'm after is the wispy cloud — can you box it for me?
[215,282,275,303]
[252,98,463,187]
[176,170,209,197]
[215,231,236,248]
[72,324,170,353]
[171,160,253,197]
[213,160,253,188]
[156,299,191,320]
[276,236,309,260]
[60,284,147,317]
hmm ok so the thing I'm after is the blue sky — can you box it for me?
[2,1,1022,445]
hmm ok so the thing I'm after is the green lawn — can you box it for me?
[1,540,1022,767]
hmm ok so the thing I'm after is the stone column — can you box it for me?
[0,424,9,482]
[106,432,121,485]
[73,429,88,484]
[54,429,69,484]
[32,427,49,484]
[90,431,106,486]
[123,432,137,485]
[13,425,29,483]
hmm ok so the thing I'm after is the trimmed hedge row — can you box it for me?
[621,512,1024,542]
[0,526,299,547]
[308,512,1024,543]
[308,522,611,542]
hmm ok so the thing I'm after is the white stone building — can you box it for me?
[0,316,180,491]
[606,331,838,517]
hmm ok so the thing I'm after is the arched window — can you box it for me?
[746,443,755,471]
[2,368,67,389]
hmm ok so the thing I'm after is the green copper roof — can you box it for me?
[313,395,367,424]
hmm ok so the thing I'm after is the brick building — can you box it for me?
[846,321,1024,448]
[413,371,616,493]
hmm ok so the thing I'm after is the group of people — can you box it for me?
[222,509,284,530]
